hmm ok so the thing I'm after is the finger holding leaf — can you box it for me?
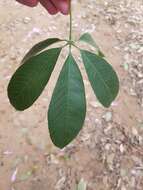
[16,0,70,14]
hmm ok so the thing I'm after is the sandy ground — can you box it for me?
[0,0,143,189]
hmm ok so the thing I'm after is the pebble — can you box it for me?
[102,112,113,122]
[105,143,111,150]
[23,17,31,24]
[119,144,125,153]
[90,101,101,108]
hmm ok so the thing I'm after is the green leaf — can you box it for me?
[79,33,105,57]
[81,50,119,107]
[22,38,62,63]
[8,48,62,111]
[79,33,98,49]
[48,54,86,148]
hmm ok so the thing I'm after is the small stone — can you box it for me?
[130,88,136,96]
[90,101,101,108]
[105,143,111,150]
[102,112,113,122]
[120,144,125,153]
[23,17,31,24]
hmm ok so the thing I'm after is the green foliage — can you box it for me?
[8,48,61,110]
[79,32,105,57]
[48,54,86,148]
[81,50,119,107]
[8,33,119,148]
[22,38,62,63]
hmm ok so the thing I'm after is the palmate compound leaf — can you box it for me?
[8,48,62,111]
[81,50,119,108]
[48,54,86,148]
[79,33,105,57]
[22,38,62,63]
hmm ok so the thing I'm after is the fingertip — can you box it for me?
[52,0,70,15]
[16,0,38,7]
[59,2,70,15]
[60,8,69,15]
[48,9,59,15]
[39,0,58,14]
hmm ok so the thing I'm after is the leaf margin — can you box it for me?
[79,32,105,57]
[80,49,119,107]
[48,53,86,148]
[22,38,63,63]
[8,47,62,111]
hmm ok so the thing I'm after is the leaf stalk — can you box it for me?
[69,1,72,52]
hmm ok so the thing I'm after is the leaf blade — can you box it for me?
[79,33,105,57]
[8,48,62,110]
[22,38,62,63]
[81,50,119,107]
[48,54,86,148]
